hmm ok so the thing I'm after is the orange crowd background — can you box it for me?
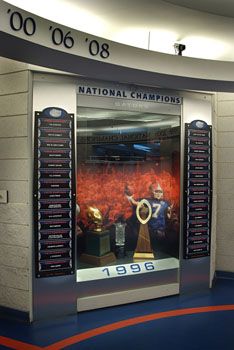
[77,161,180,228]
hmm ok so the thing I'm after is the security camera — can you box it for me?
[174,43,186,56]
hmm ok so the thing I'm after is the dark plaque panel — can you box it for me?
[184,120,212,259]
[34,107,76,278]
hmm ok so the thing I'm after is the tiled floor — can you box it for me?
[0,278,234,349]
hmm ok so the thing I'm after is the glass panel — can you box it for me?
[76,107,180,282]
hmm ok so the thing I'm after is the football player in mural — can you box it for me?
[125,182,173,239]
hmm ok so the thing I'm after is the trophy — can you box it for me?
[133,199,155,260]
[80,206,116,266]
[114,216,126,259]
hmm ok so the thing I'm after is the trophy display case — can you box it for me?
[31,75,212,320]
[76,88,181,310]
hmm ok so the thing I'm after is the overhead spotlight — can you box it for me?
[174,43,186,56]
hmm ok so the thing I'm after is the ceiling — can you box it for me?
[163,0,234,18]
[5,0,234,61]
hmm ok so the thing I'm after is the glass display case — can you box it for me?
[76,91,181,310]
[31,75,212,320]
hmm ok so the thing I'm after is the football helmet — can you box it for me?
[149,183,163,200]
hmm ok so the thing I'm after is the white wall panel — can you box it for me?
[0,286,29,312]
[217,101,234,116]
[217,93,234,101]
[32,76,77,321]
[217,195,234,210]
[216,223,234,241]
[217,148,234,163]
[0,244,28,269]
[216,92,234,274]
[0,203,28,225]
[180,93,213,290]
[0,57,28,74]
[0,93,28,116]
[217,132,234,147]
[0,265,28,290]
[0,116,27,138]
[0,58,30,313]
[217,162,234,179]
[0,181,28,203]
[33,80,76,114]
[0,223,29,247]
[217,179,234,193]
[0,160,28,180]
[0,71,28,95]
[182,95,212,124]
[216,254,234,272]
[0,138,28,159]
[217,117,234,132]
[217,240,234,256]
[216,210,234,226]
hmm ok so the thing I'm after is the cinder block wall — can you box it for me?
[210,97,217,283]
[216,93,234,273]
[0,57,30,312]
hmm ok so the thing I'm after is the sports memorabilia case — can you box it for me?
[31,77,213,317]
[76,104,181,283]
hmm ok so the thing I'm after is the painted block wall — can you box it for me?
[210,98,217,282]
[216,93,234,273]
[0,57,30,312]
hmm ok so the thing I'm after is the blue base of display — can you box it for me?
[1,278,234,349]
[216,270,234,280]
[0,306,30,323]
[0,271,233,324]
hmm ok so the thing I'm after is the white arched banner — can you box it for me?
[1,0,234,91]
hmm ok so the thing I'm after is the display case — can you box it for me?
[31,75,212,318]
[75,84,181,310]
